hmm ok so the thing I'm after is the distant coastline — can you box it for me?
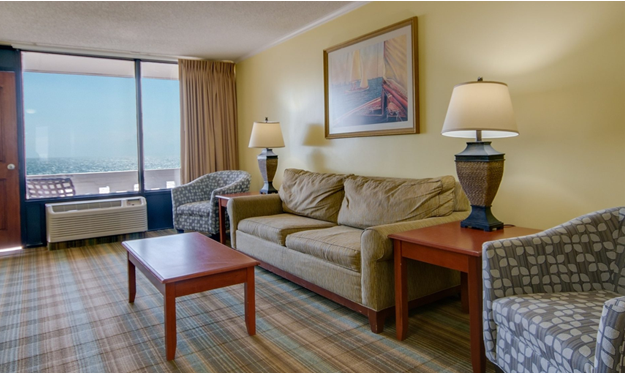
[26,157,180,175]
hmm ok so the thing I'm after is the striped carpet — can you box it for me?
[0,231,494,373]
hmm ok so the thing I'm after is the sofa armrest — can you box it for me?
[227,194,284,248]
[595,296,625,373]
[361,211,470,263]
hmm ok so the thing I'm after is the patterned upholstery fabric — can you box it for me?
[171,170,251,235]
[483,207,625,373]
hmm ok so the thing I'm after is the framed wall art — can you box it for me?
[324,17,419,139]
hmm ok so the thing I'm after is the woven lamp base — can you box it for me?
[455,141,505,231]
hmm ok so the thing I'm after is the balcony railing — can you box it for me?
[26,168,181,199]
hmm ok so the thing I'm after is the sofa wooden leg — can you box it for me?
[368,311,386,333]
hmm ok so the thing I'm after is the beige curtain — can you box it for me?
[178,59,239,184]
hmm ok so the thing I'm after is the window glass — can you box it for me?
[22,52,138,199]
[141,62,181,190]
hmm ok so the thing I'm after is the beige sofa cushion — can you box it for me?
[285,226,363,272]
[278,169,349,223]
[337,175,456,229]
[238,213,336,246]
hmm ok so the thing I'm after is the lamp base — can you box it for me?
[461,205,504,231]
[258,148,279,194]
[260,181,277,194]
[455,141,506,232]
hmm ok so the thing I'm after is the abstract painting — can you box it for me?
[324,17,419,139]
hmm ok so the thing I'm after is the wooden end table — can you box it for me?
[216,191,261,244]
[123,232,259,360]
[389,222,540,373]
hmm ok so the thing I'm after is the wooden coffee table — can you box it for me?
[390,222,540,373]
[123,232,259,360]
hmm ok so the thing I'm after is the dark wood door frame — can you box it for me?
[0,72,21,248]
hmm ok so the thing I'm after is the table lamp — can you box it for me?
[249,118,285,194]
[442,77,518,231]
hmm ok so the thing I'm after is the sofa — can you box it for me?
[227,168,470,332]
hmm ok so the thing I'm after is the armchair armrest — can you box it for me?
[207,177,252,231]
[227,194,283,248]
[361,211,470,263]
[595,296,625,373]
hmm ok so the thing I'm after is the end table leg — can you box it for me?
[164,284,177,360]
[461,272,469,313]
[128,254,136,303]
[394,240,408,341]
[219,202,227,244]
[468,257,486,373]
[244,266,256,336]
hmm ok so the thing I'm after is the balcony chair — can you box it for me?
[171,170,251,236]
[483,206,625,373]
[26,177,76,199]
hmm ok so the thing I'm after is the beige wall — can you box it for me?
[236,1,625,230]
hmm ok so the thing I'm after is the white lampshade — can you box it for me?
[442,80,519,139]
[248,120,285,148]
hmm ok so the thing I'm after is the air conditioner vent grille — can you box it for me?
[46,197,147,243]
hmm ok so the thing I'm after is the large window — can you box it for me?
[22,52,180,199]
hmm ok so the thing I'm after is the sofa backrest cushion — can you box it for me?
[337,175,456,229]
[278,169,349,223]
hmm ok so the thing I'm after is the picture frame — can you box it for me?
[324,17,419,139]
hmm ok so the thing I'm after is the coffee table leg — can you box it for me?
[128,254,136,303]
[164,284,177,360]
[244,266,256,335]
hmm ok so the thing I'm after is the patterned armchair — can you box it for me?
[171,170,251,235]
[483,207,625,373]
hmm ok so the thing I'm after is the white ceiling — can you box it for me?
[0,1,363,62]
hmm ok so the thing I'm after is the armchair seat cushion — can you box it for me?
[176,201,212,216]
[492,290,619,372]
[285,226,363,272]
[238,213,336,246]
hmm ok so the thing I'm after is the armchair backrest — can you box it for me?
[210,170,252,189]
[536,206,624,294]
[609,207,625,293]
[483,207,625,299]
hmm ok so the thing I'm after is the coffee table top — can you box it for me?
[389,222,541,257]
[122,233,259,283]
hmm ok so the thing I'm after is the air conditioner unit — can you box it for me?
[46,197,148,243]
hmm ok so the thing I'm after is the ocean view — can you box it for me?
[26,157,180,176]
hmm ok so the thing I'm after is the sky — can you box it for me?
[23,72,180,160]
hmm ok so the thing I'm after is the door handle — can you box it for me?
[7,164,15,170]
